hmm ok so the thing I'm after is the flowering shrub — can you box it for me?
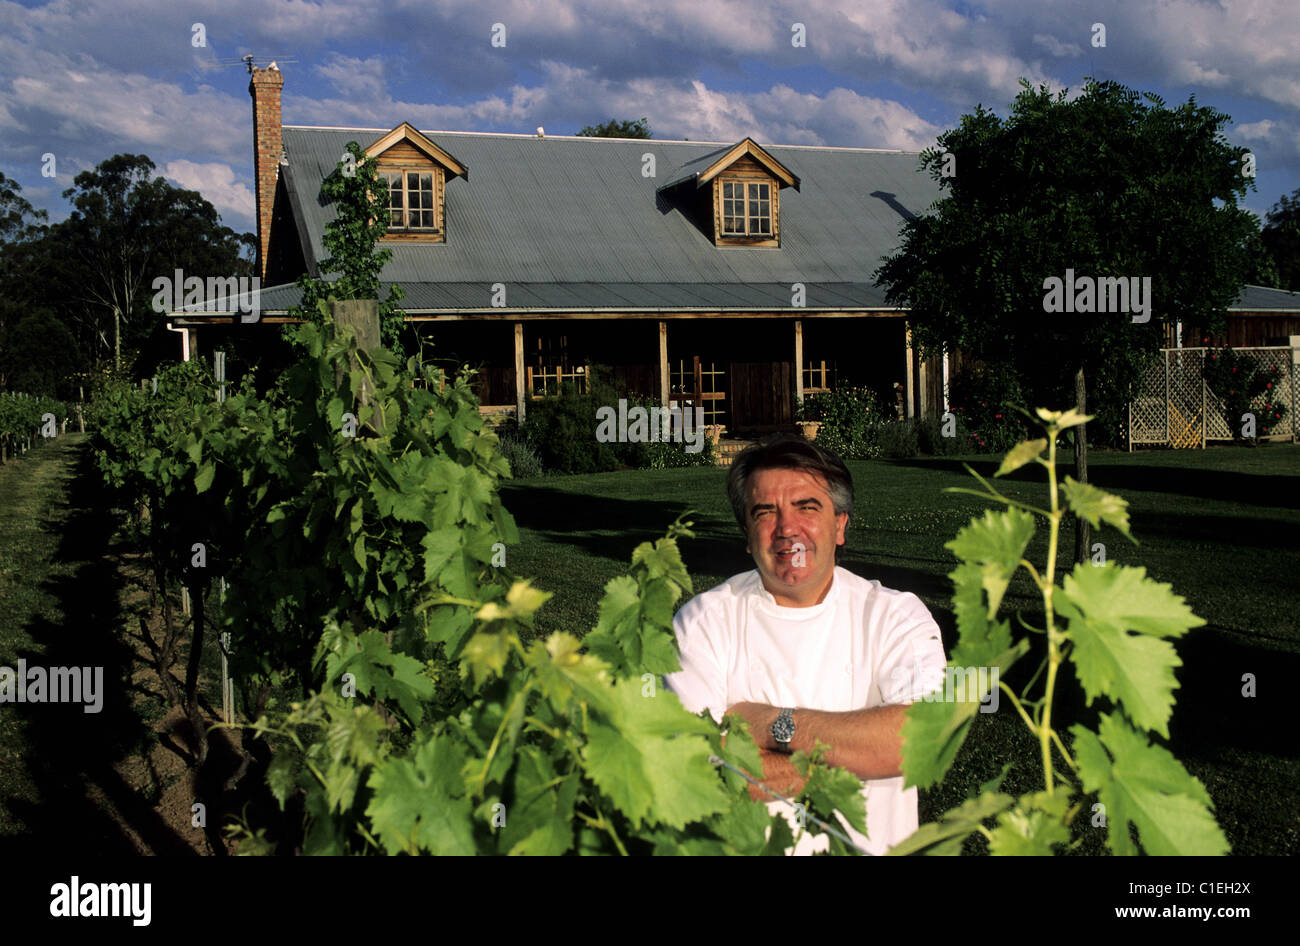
[800,387,888,459]
[1202,346,1289,440]
[948,367,1032,455]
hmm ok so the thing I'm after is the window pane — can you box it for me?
[420,210,435,228]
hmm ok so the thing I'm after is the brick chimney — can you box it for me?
[249,64,284,281]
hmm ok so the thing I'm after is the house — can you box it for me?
[165,65,1300,438]
[168,64,951,433]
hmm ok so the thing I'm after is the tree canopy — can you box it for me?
[53,153,254,372]
[875,78,1263,562]
[1261,189,1300,291]
[576,117,652,139]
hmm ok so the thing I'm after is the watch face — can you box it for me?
[772,713,795,743]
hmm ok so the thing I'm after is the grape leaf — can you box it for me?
[988,790,1071,855]
[886,791,1015,855]
[795,753,869,838]
[366,734,476,855]
[525,632,612,715]
[1061,476,1134,542]
[498,745,577,856]
[995,438,1048,477]
[1071,714,1228,856]
[582,678,728,829]
[194,462,215,494]
[1059,563,1204,736]
[945,507,1036,618]
[900,640,1028,789]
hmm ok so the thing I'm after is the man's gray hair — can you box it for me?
[726,433,854,535]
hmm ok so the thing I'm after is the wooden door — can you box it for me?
[730,362,793,428]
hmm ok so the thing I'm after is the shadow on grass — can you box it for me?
[886,455,1300,510]
[0,440,168,855]
[0,440,247,856]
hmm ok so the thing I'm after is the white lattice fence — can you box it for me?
[1129,346,1298,448]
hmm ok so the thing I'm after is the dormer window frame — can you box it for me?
[659,137,798,249]
[720,177,775,239]
[380,164,444,237]
[364,122,468,246]
[713,170,781,247]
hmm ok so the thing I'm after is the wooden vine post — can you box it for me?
[331,299,385,435]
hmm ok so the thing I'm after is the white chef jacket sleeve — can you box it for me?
[663,596,729,726]
[875,591,948,705]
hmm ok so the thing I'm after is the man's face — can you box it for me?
[744,466,848,607]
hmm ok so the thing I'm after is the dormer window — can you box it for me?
[658,137,797,249]
[364,122,469,244]
[383,169,438,232]
[721,179,772,236]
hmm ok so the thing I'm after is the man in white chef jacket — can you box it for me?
[664,434,948,855]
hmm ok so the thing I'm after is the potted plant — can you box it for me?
[794,395,822,441]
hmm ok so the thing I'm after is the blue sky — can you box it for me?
[2,0,1297,238]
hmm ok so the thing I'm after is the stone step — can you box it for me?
[714,439,757,467]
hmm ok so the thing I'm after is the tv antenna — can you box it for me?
[213,55,298,74]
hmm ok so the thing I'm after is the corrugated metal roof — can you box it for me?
[274,127,939,311]
[199,280,905,316]
[1232,284,1300,311]
[659,146,733,190]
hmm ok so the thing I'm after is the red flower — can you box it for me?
[1267,383,1272,389]
[994,413,1002,419]
[1233,367,1237,373]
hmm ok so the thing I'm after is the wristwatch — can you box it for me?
[770,707,796,752]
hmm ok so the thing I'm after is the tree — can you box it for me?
[876,79,1261,566]
[576,117,652,139]
[0,310,78,397]
[291,141,407,351]
[1261,189,1300,291]
[0,173,51,390]
[55,154,253,371]
[0,171,47,242]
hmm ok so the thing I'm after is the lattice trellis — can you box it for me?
[1129,347,1297,448]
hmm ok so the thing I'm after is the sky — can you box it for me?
[1,0,1298,238]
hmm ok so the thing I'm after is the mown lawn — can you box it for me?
[500,442,1300,855]
[0,435,157,852]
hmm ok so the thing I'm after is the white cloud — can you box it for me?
[1236,119,1276,141]
[1033,33,1082,58]
[163,159,254,223]
[315,54,387,101]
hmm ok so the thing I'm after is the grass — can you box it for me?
[0,434,161,852]
[500,441,1300,855]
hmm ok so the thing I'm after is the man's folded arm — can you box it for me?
[784,703,908,780]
